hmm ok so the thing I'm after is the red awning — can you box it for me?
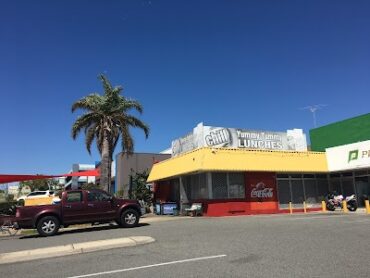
[0,169,100,184]
[61,169,100,177]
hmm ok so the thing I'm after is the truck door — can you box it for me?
[63,191,88,224]
[86,190,116,222]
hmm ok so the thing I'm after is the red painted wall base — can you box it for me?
[202,201,280,217]
[201,201,322,217]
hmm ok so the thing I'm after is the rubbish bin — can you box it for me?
[162,203,177,215]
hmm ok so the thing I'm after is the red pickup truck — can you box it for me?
[14,189,142,236]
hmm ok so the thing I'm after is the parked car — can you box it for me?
[17,190,55,202]
[13,189,142,236]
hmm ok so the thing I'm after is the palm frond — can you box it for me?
[120,124,134,154]
[116,98,143,114]
[99,74,113,94]
[71,113,100,139]
[71,94,103,113]
[125,115,150,138]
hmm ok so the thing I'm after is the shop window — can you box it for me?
[170,179,180,201]
[212,173,228,199]
[183,176,193,200]
[291,179,304,205]
[211,172,245,199]
[228,173,245,198]
[317,178,329,201]
[304,179,318,204]
[277,180,291,208]
[197,173,208,199]
[354,170,368,177]
[355,177,370,207]
[184,174,208,200]
[189,175,199,200]
[329,179,342,194]
[342,178,355,197]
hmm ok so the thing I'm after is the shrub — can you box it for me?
[81,183,101,191]
[0,201,22,216]
[6,194,14,202]
[114,189,124,198]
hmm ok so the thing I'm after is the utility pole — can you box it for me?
[301,104,327,128]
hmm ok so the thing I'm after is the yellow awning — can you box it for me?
[147,147,328,182]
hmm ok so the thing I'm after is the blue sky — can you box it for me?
[0,0,369,174]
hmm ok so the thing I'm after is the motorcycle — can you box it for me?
[325,193,358,212]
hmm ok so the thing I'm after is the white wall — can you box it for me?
[326,140,370,171]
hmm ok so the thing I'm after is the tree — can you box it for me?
[81,182,102,191]
[71,75,149,193]
[19,178,59,193]
[131,171,152,204]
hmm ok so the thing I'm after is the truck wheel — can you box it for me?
[37,216,60,237]
[120,209,139,228]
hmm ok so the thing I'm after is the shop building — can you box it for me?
[148,147,329,216]
[148,123,328,216]
[309,113,370,208]
[325,140,370,207]
[147,118,370,216]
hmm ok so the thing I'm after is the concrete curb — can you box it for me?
[0,236,155,265]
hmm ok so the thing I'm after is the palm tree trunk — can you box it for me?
[101,136,112,193]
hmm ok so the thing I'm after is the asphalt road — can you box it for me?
[1,213,369,278]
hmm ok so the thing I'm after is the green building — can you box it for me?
[310,113,370,151]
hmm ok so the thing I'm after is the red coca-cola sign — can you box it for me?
[250,182,274,198]
[246,172,277,202]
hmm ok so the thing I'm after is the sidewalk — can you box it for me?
[0,236,155,264]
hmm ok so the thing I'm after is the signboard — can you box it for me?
[250,182,274,199]
[326,140,370,171]
[246,172,277,202]
[171,123,307,156]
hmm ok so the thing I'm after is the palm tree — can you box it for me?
[71,75,149,193]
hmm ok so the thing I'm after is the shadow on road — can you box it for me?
[19,222,150,239]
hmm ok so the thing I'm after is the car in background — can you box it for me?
[17,190,55,202]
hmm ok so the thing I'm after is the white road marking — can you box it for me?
[66,254,227,278]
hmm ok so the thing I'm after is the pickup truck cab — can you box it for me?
[14,189,142,236]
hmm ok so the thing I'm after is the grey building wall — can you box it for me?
[115,152,171,196]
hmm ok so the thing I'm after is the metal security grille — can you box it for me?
[183,174,208,200]
[277,173,333,208]
[228,173,245,198]
[212,173,228,199]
